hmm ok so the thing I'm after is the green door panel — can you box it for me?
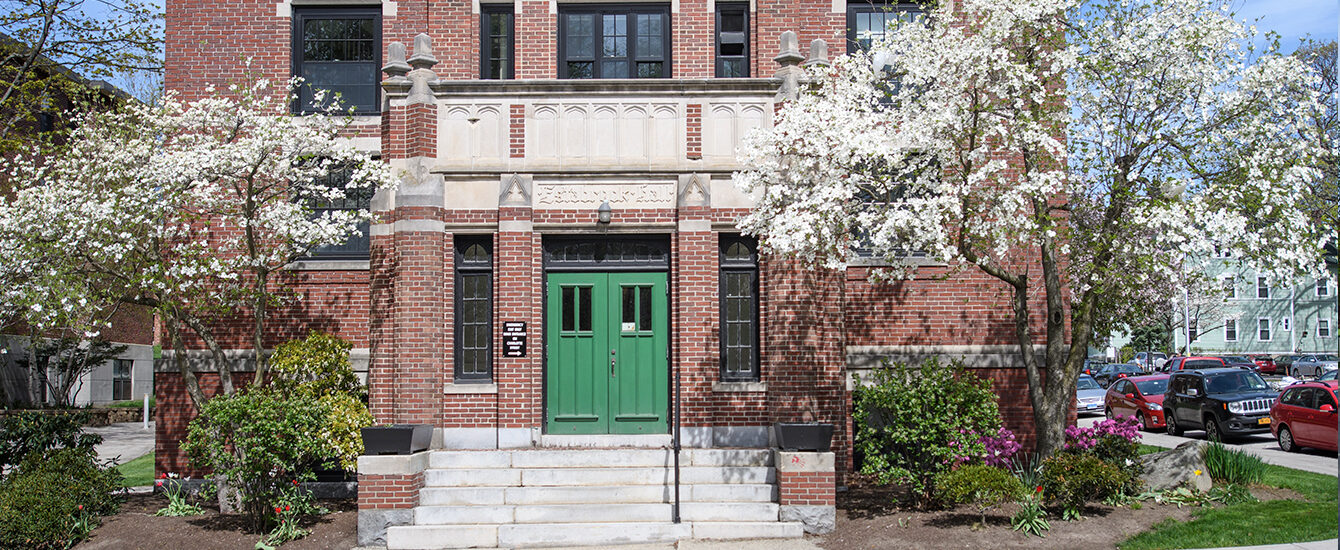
[545,272,667,435]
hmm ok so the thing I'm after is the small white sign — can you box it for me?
[622,322,636,331]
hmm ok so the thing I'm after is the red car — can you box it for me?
[1249,355,1278,375]
[1271,381,1338,452]
[1104,374,1170,431]
[1166,356,1226,372]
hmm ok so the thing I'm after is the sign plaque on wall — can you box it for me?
[503,322,527,357]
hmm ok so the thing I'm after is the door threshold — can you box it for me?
[538,434,673,448]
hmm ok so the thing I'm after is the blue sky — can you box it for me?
[1235,0,1338,52]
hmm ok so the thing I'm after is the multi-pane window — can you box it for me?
[1222,276,1236,299]
[481,6,514,79]
[1257,318,1272,341]
[112,359,132,401]
[1256,276,1270,299]
[719,235,759,381]
[715,4,749,77]
[1319,319,1332,339]
[1224,319,1237,342]
[455,236,493,381]
[1318,278,1331,297]
[307,163,373,259]
[847,1,926,52]
[559,6,670,79]
[292,8,381,114]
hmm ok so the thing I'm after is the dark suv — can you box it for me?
[1165,368,1278,441]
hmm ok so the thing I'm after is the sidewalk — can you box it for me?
[86,420,155,465]
[1198,541,1338,550]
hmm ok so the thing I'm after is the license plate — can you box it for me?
[1258,418,1271,425]
[1086,404,1098,409]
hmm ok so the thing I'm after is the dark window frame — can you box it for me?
[454,235,494,382]
[480,5,515,79]
[304,160,375,260]
[846,1,928,54]
[291,7,382,114]
[719,235,760,382]
[557,4,673,79]
[112,359,132,401]
[714,3,749,77]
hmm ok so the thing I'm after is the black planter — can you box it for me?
[774,422,834,452]
[360,424,433,455]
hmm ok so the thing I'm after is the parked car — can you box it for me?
[1248,355,1278,375]
[1318,369,1337,382]
[1076,374,1107,416]
[1290,355,1339,378]
[1093,363,1146,387]
[1134,351,1167,372]
[1170,356,1227,372]
[1104,375,1169,431]
[1270,380,1338,452]
[1275,354,1304,374]
[1164,368,1277,441]
[1217,355,1259,372]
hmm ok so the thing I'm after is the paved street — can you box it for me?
[1078,415,1337,476]
[86,421,155,465]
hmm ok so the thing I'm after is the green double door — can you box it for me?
[545,272,669,435]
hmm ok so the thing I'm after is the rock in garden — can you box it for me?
[1139,441,1211,492]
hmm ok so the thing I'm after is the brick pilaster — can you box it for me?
[775,450,836,534]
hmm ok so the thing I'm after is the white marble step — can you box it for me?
[685,483,776,502]
[680,502,779,522]
[497,522,693,548]
[426,448,774,470]
[385,525,497,549]
[692,521,805,540]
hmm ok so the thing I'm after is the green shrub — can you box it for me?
[1203,441,1266,485]
[0,448,124,550]
[853,358,1003,504]
[1040,453,1129,518]
[936,465,1024,524]
[0,411,101,470]
[267,332,374,471]
[183,388,328,532]
[268,331,363,399]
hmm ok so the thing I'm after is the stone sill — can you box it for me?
[444,383,498,395]
[286,259,370,271]
[712,381,767,393]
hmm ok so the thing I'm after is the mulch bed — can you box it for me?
[815,475,1201,550]
[77,493,358,550]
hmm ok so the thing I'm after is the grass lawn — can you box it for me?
[1138,444,1168,456]
[116,452,155,487]
[1119,462,1338,550]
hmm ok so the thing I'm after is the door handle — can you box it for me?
[610,349,616,377]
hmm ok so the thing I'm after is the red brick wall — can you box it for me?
[154,372,254,477]
[778,471,836,506]
[358,473,423,510]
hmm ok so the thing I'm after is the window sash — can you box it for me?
[481,6,514,79]
[846,2,927,53]
[719,236,759,381]
[455,237,493,381]
[292,8,381,114]
[1257,318,1271,341]
[1256,276,1269,299]
[1318,278,1331,297]
[715,4,749,77]
[558,5,671,79]
[306,163,374,260]
[1319,319,1332,338]
[112,359,132,401]
[1222,276,1236,299]
[1224,319,1237,342]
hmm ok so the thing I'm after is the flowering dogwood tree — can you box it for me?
[0,77,396,407]
[736,0,1330,454]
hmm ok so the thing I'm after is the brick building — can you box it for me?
[161,0,1055,546]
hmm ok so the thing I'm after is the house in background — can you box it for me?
[1173,256,1338,356]
[0,38,155,408]
[159,0,1065,546]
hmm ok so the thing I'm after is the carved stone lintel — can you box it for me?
[499,174,533,207]
[677,173,711,208]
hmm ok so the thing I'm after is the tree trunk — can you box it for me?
[166,313,208,409]
[176,311,233,395]
[251,267,268,385]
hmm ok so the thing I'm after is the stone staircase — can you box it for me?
[385,448,804,549]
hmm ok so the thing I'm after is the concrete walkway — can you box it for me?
[86,421,155,465]
[1196,541,1338,550]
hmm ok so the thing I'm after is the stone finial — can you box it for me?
[774,31,804,66]
[383,42,411,80]
[802,39,830,68]
[408,33,439,70]
[774,31,806,101]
